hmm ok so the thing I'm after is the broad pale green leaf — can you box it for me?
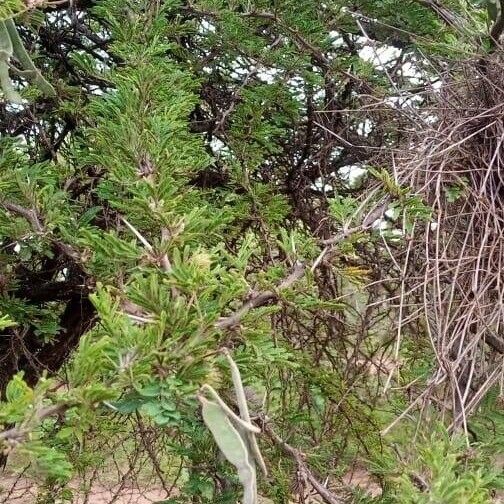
[200,397,257,504]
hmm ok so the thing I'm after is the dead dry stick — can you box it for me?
[263,422,346,504]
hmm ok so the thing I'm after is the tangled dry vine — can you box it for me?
[388,52,504,435]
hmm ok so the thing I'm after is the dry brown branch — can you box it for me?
[1,200,80,260]
[216,225,369,330]
[0,403,72,442]
[384,52,504,431]
[263,422,347,504]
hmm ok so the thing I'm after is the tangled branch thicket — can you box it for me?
[396,54,504,432]
[4,0,504,501]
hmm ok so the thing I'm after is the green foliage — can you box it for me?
[0,0,25,21]
[0,0,501,502]
[0,372,34,424]
[378,432,498,503]
[444,177,469,203]
[0,313,15,330]
[19,441,73,484]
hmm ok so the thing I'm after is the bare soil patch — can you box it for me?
[1,474,168,504]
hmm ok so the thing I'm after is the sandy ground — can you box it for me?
[0,470,378,504]
[341,467,381,498]
[0,474,169,504]
[2,468,501,503]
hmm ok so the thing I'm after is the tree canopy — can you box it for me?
[1,1,504,503]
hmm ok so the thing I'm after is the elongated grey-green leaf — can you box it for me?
[0,21,21,103]
[0,20,13,56]
[223,349,268,476]
[0,60,22,103]
[201,384,260,434]
[200,396,257,504]
[5,19,55,97]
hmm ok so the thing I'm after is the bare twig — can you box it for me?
[263,422,346,504]
[1,200,80,260]
[135,412,172,496]
[383,52,504,431]
[215,262,306,330]
[0,403,73,442]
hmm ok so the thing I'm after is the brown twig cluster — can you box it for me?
[394,53,504,432]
